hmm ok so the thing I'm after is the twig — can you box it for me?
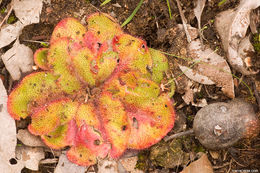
[175,0,191,43]
[227,159,233,173]
[164,129,194,142]
[212,162,230,169]
[89,3,101,12]
[252,81,260,109]
[0,3,13,28]
[40,158,58,164]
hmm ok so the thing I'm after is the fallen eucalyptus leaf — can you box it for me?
[188,39,235,98]
[179,65,215,85]
[119,156,144,173]
[54,153,87,173]
[15,146,45,171]
[0,0,43,48]
[17,129,45,147]
[1,40,33,80]
[238,36,255,68]
[181,80,208,107]
[180,39,235,98]
[181,154,213,173]
[13,0,43,25]
[98,158,122,173]
[215,0,260,75]
[194,0,206,43]
[0,21,23,48]
[0,80,23,173]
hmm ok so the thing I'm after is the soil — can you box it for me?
[0,0,259,173]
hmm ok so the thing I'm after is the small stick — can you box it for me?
[0,3,14,28]
[175,0,191,43]
[164,129,194,142]
[252,81,260,109]
[40,158,58,164]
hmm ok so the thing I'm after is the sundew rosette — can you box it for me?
[8,13,175,166]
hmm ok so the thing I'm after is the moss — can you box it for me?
[136,150,150,171]
[149,140,185,168]
[252,33,260,54]
[0,8,6,14]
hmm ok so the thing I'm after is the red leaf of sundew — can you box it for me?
[76,124,110,159]
[126,94,175,149]
[98,92,130,158]
[34,48,49,70]
[50,18,87,44]
[75,103,110,159]
[82,31,102,56]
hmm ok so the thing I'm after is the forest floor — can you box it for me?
[0,0,259,173]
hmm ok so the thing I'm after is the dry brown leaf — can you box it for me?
[98,158,124,173]
[15,146,45,171]
[1,40,33,80]
[13,0,43,25]
[181,154,213,173]
[17,129,45,147]
[0,79,24,173]
[119,156,144,173]
[54,153,87,173]
[194,0,206,43]
[238,36,255,68]
[0,0,43,48]
[180,39,235,98]
[0,21,23,48]
[188,39,234,98]
[181,80,208,107]
[215,0,260,75]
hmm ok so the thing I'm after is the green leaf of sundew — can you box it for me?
[7,72,61,120]
[67,143,98,166]
[95,49,118,85]
[42,120,77,149]
[28,99,79,136]
[34,48,49,70]
[112,34,153,74]
[75,103,100,128]
[70,47,96,87]
[48,38,82,94]
[50,18,87,44]
[99,92,130,158]
[149,48,169,84]
[87,13,123,42]
[127,94,175,149]
[103,71,160,106]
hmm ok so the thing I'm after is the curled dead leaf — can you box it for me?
[215,0,260,75]
[181,154,213,173]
